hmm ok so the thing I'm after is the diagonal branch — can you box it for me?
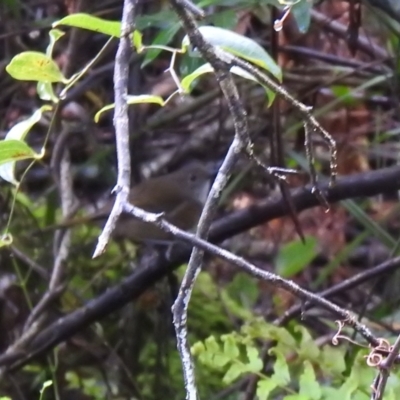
[1,165,400,372]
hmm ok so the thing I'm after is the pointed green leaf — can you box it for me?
[94,95,164,122]
[291,0,312,33]
[182,26,281,81]
[47,29,65,57]
[6,52,66,83]
[182,63,276,104]
[53,13,121,37]
[275,236,317,277]
[0,140,38,166]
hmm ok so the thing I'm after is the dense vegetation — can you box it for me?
[1,0,400,399]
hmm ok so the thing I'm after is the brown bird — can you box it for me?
[52,162,212,243]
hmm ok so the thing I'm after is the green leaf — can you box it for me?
[94,95,165,122]
[53,13,121,37]
[142,23,181,67]
[0,106,50,185]
[6,52,66,83]
[0,140,38,166]
[320,345,346,375]
[181,63,276,104]
[37,81,58,102]
[222,363,246,384]
[222,334,240,359]
[257,379,278,400]
[191,341,206,356]
[245,345,263,373]
[270,350,290,386]
[39,380,53,400]
[291,0,313,33]
[133,30,143,52]
[182,26,282,81]
[46,29,65,57]
[275,236,317,277]
[283,395,309,400]
[295,325,320,360]
[299,361,322,400]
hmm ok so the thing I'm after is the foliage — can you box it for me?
[1,0,400,399]
[192,318,400,400]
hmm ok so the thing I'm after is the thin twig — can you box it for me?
[169,1,247,398]
[93,0,138,257]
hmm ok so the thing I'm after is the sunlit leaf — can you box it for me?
[53,13,121,37]
[257,379,278,400]
[37,81,58,102]
[46,29,65,57]
[182,26,282,81]
[0,140,38,166]
[222,363,245,384]
[0,106,51,184]
[94,95,164,122]
[6,52,66,83]
[182,63,276,104]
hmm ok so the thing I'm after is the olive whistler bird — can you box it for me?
[51,162,213,243]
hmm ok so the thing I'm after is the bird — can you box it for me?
[51,161,212,243]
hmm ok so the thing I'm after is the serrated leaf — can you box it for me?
[53,13,121,37]
[94,95,164,122]
[6,52,66,83]
[222,363,245,384]
[257,379,278,400]
[270,350,290,386]
[299,361,321,400]
[222,335,240,359]
[213,353,230,368]
[182,26,282,81]
[295,325,320,360]
[275,236,317,277]
[245,346,263,373]
[0,106,51,185]
[320,345,346,375]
